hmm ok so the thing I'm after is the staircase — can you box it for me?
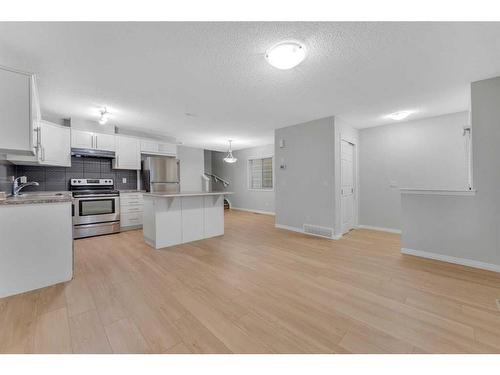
[204,172,231,211]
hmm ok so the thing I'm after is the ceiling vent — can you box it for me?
[303,224,334,239]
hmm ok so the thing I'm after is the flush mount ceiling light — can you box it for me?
[98,107,110,125]
[385,110,414,121]
[265,41,307,70]
[223,140,237,164]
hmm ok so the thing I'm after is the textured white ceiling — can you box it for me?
[1,22,499,150]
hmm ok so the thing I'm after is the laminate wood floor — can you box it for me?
[2,210,500,353]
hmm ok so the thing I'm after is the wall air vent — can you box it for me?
[303,224,334,239]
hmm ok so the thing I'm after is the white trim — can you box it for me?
[231,207,275,216]
[357,224,401,234]
[401,248,500,273]
[400,189,476,196]
[275,223,342,240]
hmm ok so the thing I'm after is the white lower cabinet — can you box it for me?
[0,202,73,298]
[120,192,143,230]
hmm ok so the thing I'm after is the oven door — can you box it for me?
[73,195,120,225]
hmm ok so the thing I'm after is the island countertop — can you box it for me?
[143,191,233,198]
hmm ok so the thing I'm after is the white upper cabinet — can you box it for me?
[8,120,71,167]
[140,139,177,156]
[0,66,40,156]
[140,139,158,154]
[95,133,115,152]
[113,135,141,170]
[71,129,115,152]
[38,121,71,166]
[70,129,93,149]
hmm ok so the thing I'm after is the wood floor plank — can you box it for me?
[0,291,39,353]
[104,318,150,354]
[64,276,95,318]
[36,283,67,316]
[69,309,112,354]
[34,307,72,353]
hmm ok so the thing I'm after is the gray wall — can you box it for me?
[211,144,275,213]
[360,111,469,230]
[177,145,205,192]
[275,116,336,230]
[401,76,500,268]
[204,149,212,174]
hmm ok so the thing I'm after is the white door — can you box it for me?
[94,133,115,152]
[39,121,71,167]
[341,140,355,234]
[71,129,94,149]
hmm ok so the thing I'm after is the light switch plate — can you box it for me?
[122,178,127,184]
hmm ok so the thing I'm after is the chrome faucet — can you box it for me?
[12,176,40,196]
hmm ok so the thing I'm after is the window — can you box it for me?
[248,157,273,190]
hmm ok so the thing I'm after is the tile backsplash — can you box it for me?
[12,157,138,192]
[0,160,16,193]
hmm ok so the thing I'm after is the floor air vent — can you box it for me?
[303,224,334,239]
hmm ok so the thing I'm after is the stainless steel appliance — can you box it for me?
[141,155,180,193]
[71,178,120,239]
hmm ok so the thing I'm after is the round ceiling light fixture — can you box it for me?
[265,41,307,70]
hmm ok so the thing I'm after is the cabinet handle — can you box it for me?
[95,135,98,149]
[41,146,45,161]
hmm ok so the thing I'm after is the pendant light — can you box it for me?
[223,140,237,164]
[99,107,110,125]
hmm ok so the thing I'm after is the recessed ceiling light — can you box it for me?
[385,110,414,121]
[265,41,307,70]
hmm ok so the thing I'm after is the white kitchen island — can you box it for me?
[142,191,233,249]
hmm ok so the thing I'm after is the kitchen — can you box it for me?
[0,64,231,299]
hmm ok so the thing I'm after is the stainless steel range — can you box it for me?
[71,178,120,239]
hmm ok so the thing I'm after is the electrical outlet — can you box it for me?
[122,178,127,184]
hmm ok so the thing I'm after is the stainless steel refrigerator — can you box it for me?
[141,155,180,193]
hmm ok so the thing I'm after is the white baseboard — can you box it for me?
[401,247,500,273]
[357,224,402,234]
[231,207,275,216]
[275,223,342,240]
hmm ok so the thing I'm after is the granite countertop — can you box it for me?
[119,189,146,193]
[143,191,233,198]
[0,191,73,205]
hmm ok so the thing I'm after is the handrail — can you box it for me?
[204,172,230,187]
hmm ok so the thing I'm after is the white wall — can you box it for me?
[211,144,275,214]
[177,145,204,192]
[359,111,469,230]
